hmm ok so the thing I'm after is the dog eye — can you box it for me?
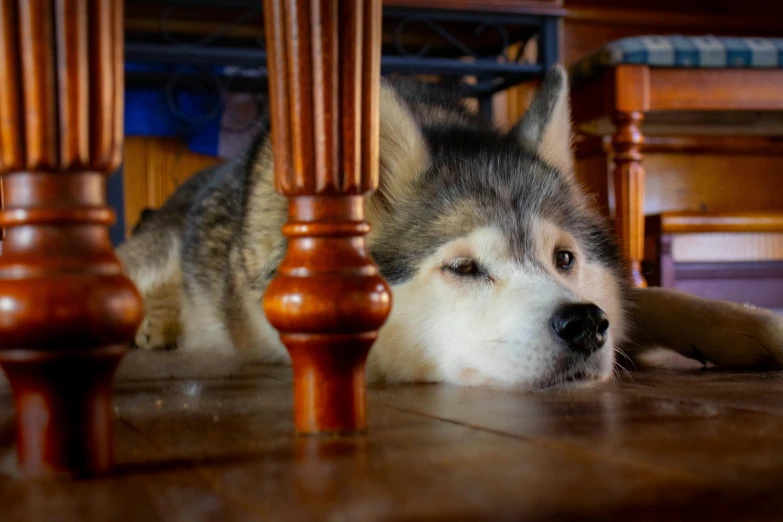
[444,258,483,277]
[555,250,575,270]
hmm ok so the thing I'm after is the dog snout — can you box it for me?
[551,303,609,355]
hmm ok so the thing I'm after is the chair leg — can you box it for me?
[0,1,142,478]
[611,110,647,288]
[261,0,391,434]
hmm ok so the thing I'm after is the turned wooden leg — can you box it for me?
[262,0,391,434]
[0,1,142,478]
[611,110,647,288]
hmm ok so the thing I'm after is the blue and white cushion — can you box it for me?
[570,36,783,84]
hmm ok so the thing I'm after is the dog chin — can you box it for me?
[533,350,615,391]
[532,368,610,391]
[452,349,615,391]
[446,361,612,391]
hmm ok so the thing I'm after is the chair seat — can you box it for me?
[571,36,783,84]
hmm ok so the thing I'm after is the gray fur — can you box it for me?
[118,65,783,384]
[510,65,567,154]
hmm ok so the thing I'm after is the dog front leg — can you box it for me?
[623,287,783,370]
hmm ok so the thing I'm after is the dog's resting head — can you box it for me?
[365,67,626,389]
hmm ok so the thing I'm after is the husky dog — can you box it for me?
[117,66,783,389]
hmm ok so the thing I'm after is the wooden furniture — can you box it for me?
[260,0,391,434]
[5,351,783,520]
[645,211,783,308]
[570,42,783,286]
[0,1,143,477]
[572,134,783,219]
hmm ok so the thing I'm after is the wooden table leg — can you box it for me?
[611,110,647,288]
[0,1,143,478]
[261,0,391,434]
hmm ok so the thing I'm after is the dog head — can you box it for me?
[365,67,627,389]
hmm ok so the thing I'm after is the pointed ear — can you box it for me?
[371,81,430,209]
[509,65,574,174]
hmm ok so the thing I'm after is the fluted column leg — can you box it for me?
[0,0,143,478]
[261,0,391,434]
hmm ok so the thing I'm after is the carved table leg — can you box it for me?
[611,110,647,288]
[0,1,143,478]
[262,0,391,434]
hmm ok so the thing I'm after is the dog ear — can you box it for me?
[378,81,430,202]
[509,65,574,175]
[368,81,430,217]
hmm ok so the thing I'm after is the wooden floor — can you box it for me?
[2,352,783,521]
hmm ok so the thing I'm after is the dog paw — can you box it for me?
[689,303,783,370]
[133,314,178,351]
[629,288,783,370]
[733,305,783,369]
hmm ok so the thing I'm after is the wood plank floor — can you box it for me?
[2,352,783,521]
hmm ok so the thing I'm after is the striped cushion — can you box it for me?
[570,36,783,84]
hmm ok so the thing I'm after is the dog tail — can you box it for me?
[624,287,783,369]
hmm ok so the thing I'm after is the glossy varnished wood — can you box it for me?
[0,0,143,478]
[261,0,391,434]
[647,69,783,111]
[576,135,783,156]
[612,110,646,287]
[574,135,783,227]
[3,352,783,520]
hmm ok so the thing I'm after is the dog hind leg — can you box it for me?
[116,230,184,350]
[133,282,182,350]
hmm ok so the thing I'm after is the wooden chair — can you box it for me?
[0,0,388,478]
[569,36,783,287]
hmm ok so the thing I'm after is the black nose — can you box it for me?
[551,303,609,355]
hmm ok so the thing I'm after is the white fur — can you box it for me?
[366,226,623,388]
[118,231,183,349]
[538,82,574,175]
[179,291,235,355]
[179,288,288,363]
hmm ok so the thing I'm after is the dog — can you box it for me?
[117,65,783,389]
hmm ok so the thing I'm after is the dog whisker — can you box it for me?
[614,346,633,364]
[612,359,633,382]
